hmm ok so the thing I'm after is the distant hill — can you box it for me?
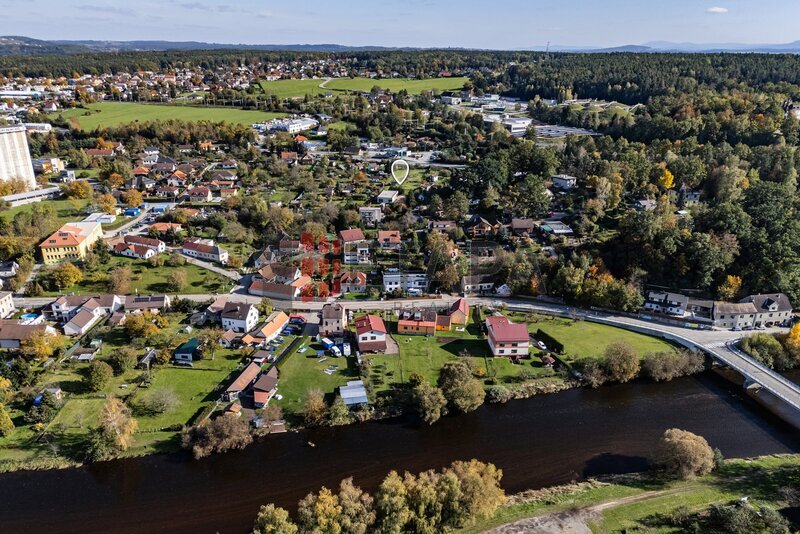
[2,36,800,56]
[52,40,407,53]
[0,35,90,55]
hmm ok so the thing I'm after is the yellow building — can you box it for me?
[40,221,103,264]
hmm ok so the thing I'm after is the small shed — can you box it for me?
[174,338,201,362]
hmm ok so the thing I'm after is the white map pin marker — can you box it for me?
[391,158,410,186]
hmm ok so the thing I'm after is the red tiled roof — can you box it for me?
[355,314,386,335]
[486,316,529,343]
[339,228,366,243]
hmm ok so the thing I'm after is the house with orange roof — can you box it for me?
[39,221,103,264]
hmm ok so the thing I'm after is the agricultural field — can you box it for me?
[54,102,285,131]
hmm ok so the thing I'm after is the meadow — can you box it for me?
[54,102,285,130]
[259,77,468,98]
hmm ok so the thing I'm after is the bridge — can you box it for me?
[496,298,800,422]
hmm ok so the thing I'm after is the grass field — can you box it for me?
[462,454,800,533]
[271,336,361,416]
[55,103,286,131]
[259,79,328,99]
[325,77,468,94]
[503,312,678,363]
[42,255,231,295]
[0,198,88,227]
[259,77,468,98]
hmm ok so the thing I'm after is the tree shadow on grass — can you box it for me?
[439,338,491,358]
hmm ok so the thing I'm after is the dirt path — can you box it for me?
[485,488,694,534]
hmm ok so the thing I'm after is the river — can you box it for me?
[1,371,799,534]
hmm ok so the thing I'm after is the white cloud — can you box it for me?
[706,6,729,14]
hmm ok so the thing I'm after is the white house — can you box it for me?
[359,206,384,225]
[551,174,578,189]
[182,238,229,265]
[383,271,428,293]
[220,302,259,333]
[377,190,400,205]
[355,314,387,353]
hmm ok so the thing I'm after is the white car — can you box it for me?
[537,341,547,351]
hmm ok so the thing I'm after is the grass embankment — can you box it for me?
[54,102,285,130]
[463,454,800,533]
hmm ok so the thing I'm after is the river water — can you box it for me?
[1,371,799,533]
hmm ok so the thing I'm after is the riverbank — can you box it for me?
[0,371,797,533]
[466,453,800,533]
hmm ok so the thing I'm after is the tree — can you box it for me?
[437,361,485,414]
[20,330,62,361]
[658,167,675,189]
[257,297,273,316]
[98,397,138,452]
[124,312,160,339]
[0,403,13,436]
[134,388,179,416]
[108,347,137,376]
[303,388,328,427]
[96,193,117,214]
[603,341,640,383]
[181,414,252,459]
[253,504,298,534]
[61,180,94,199]
[107,265,133,294]
[655,428,714,479]
[199,327,223,360]
[412,381,448,425]
[49,262,83,289]
[86,360,113,392]
[444,191,469,221]
[717,274,743,301]
[337,477,376,534]
[642,351,705,382]
[328,396,353,426]
[446,459,506,525]
[122,189,143,208]
[25,390,62,424]
[167,268,188,292]
[296,486,343,533]
[375,470,412,533]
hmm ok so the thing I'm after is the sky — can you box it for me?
[4,0,800,49]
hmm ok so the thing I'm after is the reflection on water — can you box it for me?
[0,371,798,534]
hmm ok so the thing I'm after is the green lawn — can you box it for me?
[271,336,361,416]
[258,77,468,98]
[133,348,244,434]
[259,79,329,99]
[503,312,678,363]
[0,198,88,226]
[325,77,468,94]
[42,255,231,295]
[369,319,559,391]
[54,103,286,131]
